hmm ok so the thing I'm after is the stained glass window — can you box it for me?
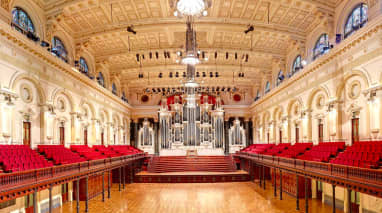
[51,37,68,63]
[344,4,368,39]
[79,57,89,75]
[112,83,117,95]
[291,55,302,75]
[313,34,329,60]
[12,7,35,33]
[265,81,270,94]
[122,92,128,103]
[98,72,105,88]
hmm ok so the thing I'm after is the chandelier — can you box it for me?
[172,0,211,17]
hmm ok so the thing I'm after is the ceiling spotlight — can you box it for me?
[183,72,186,77]
[156,52,159,59]
[197,50,201,54]
[159,72,163,78]
[149,52,153,59]
[214,52,217,59]
[202,10,208,16]
[177,51,182,56]
[245,54,249,62]
[210,72,213,77]
[127,26,137,34]
[136,54,140,62]
[196,72,200,77]
[203,72,206,77]
[235,52,238,60]
[175,72,179,78]
[204,57,209,61]
[215,72,219,77]
[226,52,229,59]
[301,60,307,66]
[142,54,145,60]
[174,11,178,17]
[176,59,180,63]
[244,25,254,34]
[169,72,173,78]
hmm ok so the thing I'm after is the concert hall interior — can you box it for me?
[0,0,382,212]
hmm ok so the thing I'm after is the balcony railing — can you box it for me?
[0,153,146,195]
[235,152,382,187]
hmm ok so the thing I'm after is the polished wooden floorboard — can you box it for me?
[56,182,342,213]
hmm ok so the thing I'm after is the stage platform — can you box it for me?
[134,170,250,183]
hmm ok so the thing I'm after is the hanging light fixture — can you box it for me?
[172,0,210,17]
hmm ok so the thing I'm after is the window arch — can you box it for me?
[291,55,302,75]
[122,92,128,103]
[313,34,329,60]
[276,71,284,86]
[51,37,68,63]
[12,7,35,34]
[254,90,260,101]
[344,3,368,39]
[97,72,105,88]
[112,83,117,95]
[79,57,89,75]
[265,81,270,94]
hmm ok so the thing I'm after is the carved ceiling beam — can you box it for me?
[74,20,306,42]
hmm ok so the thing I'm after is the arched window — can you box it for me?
[276,71,284,86]
[313,34,329,60]
[254,90,260,101]
[291,55,302,75]
[51,37,68,63]
[265,81,271,94]
[79,57,89,75]
[344,4,368,39]
[112,83,117,95]
[122,92,128,103]
[97,72,105,88]
[12,7,35,34]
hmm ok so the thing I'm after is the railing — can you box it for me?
[235,152,382,187]
[0,153,146,194]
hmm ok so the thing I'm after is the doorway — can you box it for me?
[318,122,324,143]
[24,193,34,213]
[101,131,104,145]
[295,127,299,143]
[279,130,282,144]
[351,117,359,145]
[316,181,323,200]
[59,126,65,145]
[350,191,360,213]
[23,122,31,147]
[62,183,69,203]
[84,128,88,146]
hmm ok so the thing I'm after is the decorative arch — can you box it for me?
[51,30,74,64]
[112,113,121,127]
[336,0,368,37]
[10,0,44,36]
[78,100,96,119]
[336,69,370,99]
[51,88,75,113]
[307,86,330,110]
[272,106,284,122]
[287,98,304,116]
[262,111,271,125]
[10,73,46,104]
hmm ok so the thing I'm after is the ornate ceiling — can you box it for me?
[41,0,342,89]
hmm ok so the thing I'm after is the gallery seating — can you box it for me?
[240,144,275,154]
[92,145,122,157]
[0,145,53,172]
[109,145,143,155]
[38,145,86,165]
[277,143,313,158]
[330,141,382,168]
[297,142,345,162]
[264,143,291,156]
[70,145,107,160]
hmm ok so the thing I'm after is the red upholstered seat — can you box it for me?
[297,142,345,162]
[38,145,86,165]
[0,145,53,172]
[330,141,382,169]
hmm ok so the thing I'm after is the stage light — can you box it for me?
[244,25,254,34]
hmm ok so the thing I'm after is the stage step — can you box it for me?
[148,156,236,173]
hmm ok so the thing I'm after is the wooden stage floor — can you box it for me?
[136,170,249,175]
[56,182,342,213]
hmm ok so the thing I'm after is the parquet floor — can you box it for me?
[55,182,342,213]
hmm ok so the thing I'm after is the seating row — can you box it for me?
[38,145,86,165]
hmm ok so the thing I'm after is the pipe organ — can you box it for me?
[229,118,246,146]
[159,95,225,152]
